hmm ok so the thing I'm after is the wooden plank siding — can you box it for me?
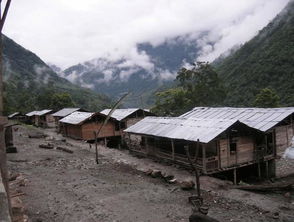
[275,125,294,153]
[81,121,120,141]
[65,124,83,140]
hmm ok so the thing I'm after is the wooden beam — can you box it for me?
[202,144,206,174]
[233,168,237,185]
[265,160,269,179]
[171,139,175,161]
[257,162,261,179]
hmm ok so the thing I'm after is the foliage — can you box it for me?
[152,62,226,116]
[50,93,75,110]
[2,35,111,115]
[215,1,294,107]
[253,88,280,108]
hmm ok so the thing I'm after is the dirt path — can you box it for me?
[7,125,294,222]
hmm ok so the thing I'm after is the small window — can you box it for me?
[230,138,237,154]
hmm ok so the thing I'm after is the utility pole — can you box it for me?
[0,0,12,219]
[0,0,11,115]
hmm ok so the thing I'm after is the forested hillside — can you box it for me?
[2,36,111,114]
[216,0,294,106]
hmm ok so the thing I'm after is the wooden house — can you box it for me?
[180,107,294,153]
[59,111,120,141]
[8,112,25,122]
[25,111,39,125]
[52,108,83,130]
[125,117,276,183]
[34,110,55,128]
[100,108,155,133]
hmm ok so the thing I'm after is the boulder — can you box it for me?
[151,170,162,178]
[180,180,195,190]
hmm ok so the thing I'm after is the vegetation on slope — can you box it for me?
[2,35,111,115]
[215,0,294,106]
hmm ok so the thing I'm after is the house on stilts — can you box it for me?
[124,107,294,183]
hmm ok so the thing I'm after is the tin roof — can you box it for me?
[59,111,95,125]
[52,108,81,117]
[100,108,143,121]
[8,112,21,118]
[180,107,294,132]
[124,116,241,143]
[35,109,52,116]
[26,111,39,117]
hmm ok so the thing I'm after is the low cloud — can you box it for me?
[4,0,290,69]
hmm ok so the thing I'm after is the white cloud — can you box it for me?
[3,0,290,68]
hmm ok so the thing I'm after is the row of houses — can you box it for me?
[9,106,294,182]
[9,108,155,144]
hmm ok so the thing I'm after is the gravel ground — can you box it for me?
[7,124,294,222]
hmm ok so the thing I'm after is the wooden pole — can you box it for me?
[0,1,12,218]
[93,131,98,164]
[265,160,269,179]
[202,144,206,174]
[171,139,175,161]
[233,168,237,185]
[185,139,201,197]
[257,162,261,179]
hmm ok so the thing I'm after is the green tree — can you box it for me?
[151,88,191,116]
[253,88,280,108]
[50,92,75,110]
[152,62,226,116]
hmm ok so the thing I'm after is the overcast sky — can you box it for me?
[3,0,290,69]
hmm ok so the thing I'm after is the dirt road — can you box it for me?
[7,125,294,222]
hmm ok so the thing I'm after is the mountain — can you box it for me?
[2,35,111,114]
[215,0,294,106]
[61,37,200,107]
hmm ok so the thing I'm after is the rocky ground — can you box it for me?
[7,124,294,222]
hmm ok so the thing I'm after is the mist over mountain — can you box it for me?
[60,37,200,107]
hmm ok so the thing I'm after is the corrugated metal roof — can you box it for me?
[26,111,39,117]
[8,112,20,118]
[124,116,240,143]
[59,111,95,125]
[100,108,141,121]
[180,107,294,132]
[52,108,81,117]
[35,109,52,116]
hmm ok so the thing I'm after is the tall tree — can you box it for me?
[152,62,226,116]
[253,88,280,108]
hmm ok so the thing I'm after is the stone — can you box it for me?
[180,180,195,190]
[151,170,162,178]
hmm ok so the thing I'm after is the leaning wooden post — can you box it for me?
[0,1,13,219]
[185,140,201,197]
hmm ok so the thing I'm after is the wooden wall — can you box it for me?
[65,124,83,139]
[81,121,119,140]
[275,125,294,153]
[126,118,144,128]
[219,137,254,168]
[45,114,56,128]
